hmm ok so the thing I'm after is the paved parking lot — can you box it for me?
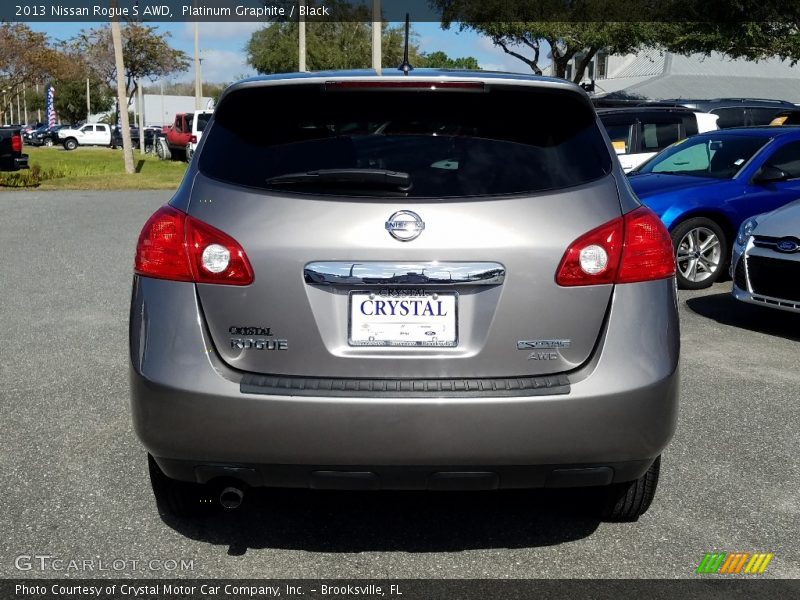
[1,191,798,579]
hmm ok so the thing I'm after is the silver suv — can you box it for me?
[130,71,679,521]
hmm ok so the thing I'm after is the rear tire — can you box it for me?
[155,138,171,160]
[600,456,660,522]
[671,218,727,289]
[148,454,211,517]
[44,139,54,147]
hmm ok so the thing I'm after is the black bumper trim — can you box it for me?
[240,373,570,398]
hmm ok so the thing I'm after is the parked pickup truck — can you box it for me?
[155,110,212,161]
[58,123,155,152]
[0,127,29,171]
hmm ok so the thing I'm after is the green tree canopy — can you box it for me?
[73,23,189,106]
[418,51,480,70]
[433,0,800,82]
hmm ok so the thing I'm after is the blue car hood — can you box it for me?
[628,173,722,199]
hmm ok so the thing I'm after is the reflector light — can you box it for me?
[579,244,609,275]
[201,243,230,274]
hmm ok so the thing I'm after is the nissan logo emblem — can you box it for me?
[385,210,425,242]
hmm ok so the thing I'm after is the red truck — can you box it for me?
[154,110,212,161]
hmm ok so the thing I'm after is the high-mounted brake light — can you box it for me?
[134,205,253,285]
[556,206,675,286]
[324,81,485,91]
[11,134,22,152]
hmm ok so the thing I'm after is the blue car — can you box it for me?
[629,127,800,288]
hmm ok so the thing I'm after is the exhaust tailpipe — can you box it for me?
[219,486,244,509]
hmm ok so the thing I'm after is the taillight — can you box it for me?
[134,205,253,285]
[556,206,674,286]
[189,135,197,144]
[11,134,22,152]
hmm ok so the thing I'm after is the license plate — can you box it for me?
[349,291,457,347]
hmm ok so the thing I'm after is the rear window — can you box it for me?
[198,83,611,197]
[196,113,210,132]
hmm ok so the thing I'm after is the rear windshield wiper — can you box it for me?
[265,168,412,192]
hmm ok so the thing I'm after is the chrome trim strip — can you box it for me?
[304,261,505,286]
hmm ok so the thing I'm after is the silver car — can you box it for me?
[732,198,800,312]
[130,71,680,521]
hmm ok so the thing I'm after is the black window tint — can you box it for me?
[199,84,612,197]
[604,123,635,153]
[747,108,783,126]
[765,141,800,179]
[196,113,210,132]
[712,107,746,128]
[641,119,682,152]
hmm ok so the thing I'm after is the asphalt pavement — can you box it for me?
[1,190,798,579]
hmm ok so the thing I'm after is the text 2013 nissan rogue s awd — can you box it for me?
[130,70,679,521]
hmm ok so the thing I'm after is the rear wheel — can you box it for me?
[44,138,54,147]
[148,454,212,517]
[155,138,171,160]
[600,456,660,522]
[671,218,726,289]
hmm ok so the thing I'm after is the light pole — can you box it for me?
[299,0,306,72]
[194,19,202,109]
[372,0,381,74]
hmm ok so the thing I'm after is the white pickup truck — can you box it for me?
[58,123,116,150]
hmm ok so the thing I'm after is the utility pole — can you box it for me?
[194,20,202,109]
[137,82,145,154]
[372,0,381,74]
[16,91,20,124]
[36,83,41,122]
[298,0,306,72]
[111,0,134,174]
[86,77,91,123]
[23,83,28,124]
[160,79,165,127]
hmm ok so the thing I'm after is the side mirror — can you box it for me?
[753,164,788,184]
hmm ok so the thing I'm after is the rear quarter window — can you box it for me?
[198,83,612,197]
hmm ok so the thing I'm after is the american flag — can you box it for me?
[46,85,55,126]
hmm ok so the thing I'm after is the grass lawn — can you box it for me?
[5,146,188,190]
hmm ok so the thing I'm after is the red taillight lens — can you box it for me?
[189,135,197,144]
[11,134,22,152]
[556,206,674,286]
[617,207,676,283]
[134,205,253,285]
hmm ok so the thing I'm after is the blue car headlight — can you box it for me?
[735,217,758,247]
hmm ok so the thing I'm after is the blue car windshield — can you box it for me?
[637,134,769,179]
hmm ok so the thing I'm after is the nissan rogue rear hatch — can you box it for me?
[190,77,619,378]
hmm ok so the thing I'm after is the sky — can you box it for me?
[30,21,539,84]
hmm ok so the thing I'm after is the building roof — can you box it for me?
[598,52,800,104]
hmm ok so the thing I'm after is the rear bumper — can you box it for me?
[0,153,27,171]
[130,277,679,488]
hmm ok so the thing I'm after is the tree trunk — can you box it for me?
[573,48,599,84]
[110,2,134,175]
